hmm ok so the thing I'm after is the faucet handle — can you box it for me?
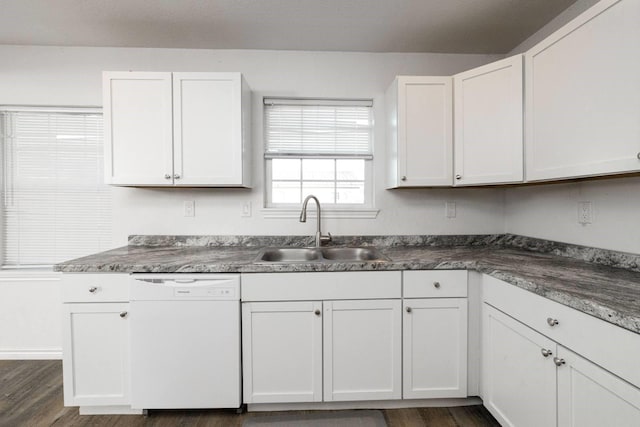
[320,232,332,244]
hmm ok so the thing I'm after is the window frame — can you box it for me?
[262,97,377,216]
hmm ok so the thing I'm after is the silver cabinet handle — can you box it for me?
[547,318,559,327]
[455,175,462,180]
[406,307,412,313]
[119,312,127,318]
[164,174,171,179]
[433,281,441,289]
[541,348,553,358]
[553,357,565,367]
[89,286,98,293]
[174,174,181,179]
[401,176,407,181]
[314,309,321,316]
[637,152,640,160]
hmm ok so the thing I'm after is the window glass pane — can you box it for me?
[272,181,301,204]
[337,182,365,204]
[336,159,365,181]
[302,159,334,180]
[302,182,335,204]
[272,158,301,180]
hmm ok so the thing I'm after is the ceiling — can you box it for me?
[0,0,577,54]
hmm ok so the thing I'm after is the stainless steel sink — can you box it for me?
[321,247,388,262]
[255,247,389,264]
[257,247,322,262]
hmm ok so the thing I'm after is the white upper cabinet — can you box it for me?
[104,72,173,186]
[525,0,640,181]
[454,55,523,186]
[104,71,251,187]
[387,76,453,188]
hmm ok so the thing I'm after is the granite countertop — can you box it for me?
[54,234,640,335]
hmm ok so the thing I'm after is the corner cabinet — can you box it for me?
[525,0,640,181]
[453,55,523,186]
[482,275,640,426]
[386,76,453,188]
[103,71,251,187]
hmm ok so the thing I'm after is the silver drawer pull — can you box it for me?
[314,309,321,316]
[553,357,565,367]
[547,318,559,327]
[541,348,552,358]
[164,174,171,179]
[120,312,128,318]
[89,287,98,293]
[406,307,412,313]
[433,281,441,289]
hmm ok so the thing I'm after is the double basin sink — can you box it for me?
[255,247,389,264]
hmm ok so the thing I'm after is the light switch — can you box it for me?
[241,201,252,217]
[446,201,456,219]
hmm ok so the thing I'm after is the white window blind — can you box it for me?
[1,109,112,267]
[264,98,374,158]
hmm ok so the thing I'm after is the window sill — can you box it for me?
[261,207,379,219]
[0,267,61,281]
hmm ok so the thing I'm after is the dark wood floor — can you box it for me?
[0,360,500,427]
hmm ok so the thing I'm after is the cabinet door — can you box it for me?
[173,73,246,186]
[403,298,467,399]
[103,72,173,186]
[482,304,557,427]
[323,299,402,401]
[62,303,130,406]
[557,346,640,427]
[390,76,453,187]
[525,0,640,181]
[454,55,523,186]
[242,301,322,403]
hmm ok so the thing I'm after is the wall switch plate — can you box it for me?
[578,201,592,224]
[184,200,195,217]
[446,201,456,219]
[241,201,252,217]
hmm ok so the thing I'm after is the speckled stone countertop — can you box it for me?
[54,234,640,334]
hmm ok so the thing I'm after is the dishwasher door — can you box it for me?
[130,274,241,409]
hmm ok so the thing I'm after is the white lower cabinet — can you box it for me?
[403,298,468,399]
[241,301,323,404]
[482,277,640,427]
[482,304,557,427]
[557,346,640,427]
[62,302,131,407]
[242,299,402,404]
[323,299,402,401]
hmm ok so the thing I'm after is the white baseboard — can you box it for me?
[0,349,63,360]
[79,406,146,415]
[248,397,483,412]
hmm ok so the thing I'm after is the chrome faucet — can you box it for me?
[299,195,332,247]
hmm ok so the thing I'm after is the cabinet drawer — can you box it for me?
[483,274,640,389]
[62,274,130,303]
[403,270,467,298]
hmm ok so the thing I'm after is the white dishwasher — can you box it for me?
[130,274,241,409]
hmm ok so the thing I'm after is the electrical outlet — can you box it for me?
[445,201,456,219]
[577,201,592,225]
[184,200,195,217]
[241,201,252,217]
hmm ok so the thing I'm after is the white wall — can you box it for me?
[0,45,505,246]
[503,0,640,254]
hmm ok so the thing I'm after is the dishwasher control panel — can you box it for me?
[130,274,240,301]
[174,287,236,298]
